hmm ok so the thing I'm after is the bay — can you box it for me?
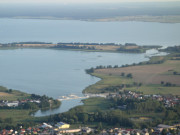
[0,48,149,116]
[0,18,180,46]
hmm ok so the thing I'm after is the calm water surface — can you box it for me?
[0,18,175,116]
[0,49,149,116]
[0,19,180,46]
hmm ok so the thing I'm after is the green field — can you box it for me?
[84,72,180,95]
[83,73,133,94]
[0,86,30,101]
[126,85,180,95]
[84,53,180,95]
[0,86,60,128]
[0,109,32,122]
[82,97,112,112]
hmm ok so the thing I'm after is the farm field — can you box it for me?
[95,60,180,86]
[0,109,32,122]
[84,55,180,95]
[82,97,112,112]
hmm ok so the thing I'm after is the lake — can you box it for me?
[0,18,177,116]
[0,48,149,116]
[0,18,180,46]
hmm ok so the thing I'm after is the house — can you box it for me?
[81,127,93,133]
[122,130,130,135]
[55,122,70,129]
[117,105,127,110]
[58,129,81,133]
[6,101,19,107]
[157,124,172,129]
[41,123,52,128]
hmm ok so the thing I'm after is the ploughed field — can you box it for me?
[0,92,11,97]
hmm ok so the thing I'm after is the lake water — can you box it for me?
[0,48,149,116]
[0,18,177,116]
[0,18,180,46]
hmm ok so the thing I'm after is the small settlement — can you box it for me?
[0,121,180,135]
[0,99,41,107]
[0,91,179,135]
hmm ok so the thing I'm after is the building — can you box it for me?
[55,122,70,129]
[6,101,19,107]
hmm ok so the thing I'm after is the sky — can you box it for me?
[0,0,180,3]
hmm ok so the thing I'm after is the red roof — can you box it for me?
[126,129,133,131]
[21,129,25,132]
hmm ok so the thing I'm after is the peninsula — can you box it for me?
[0,42,161,53]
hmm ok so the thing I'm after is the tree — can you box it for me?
[79,113,88,123]
[114,65,118,68]
[133,82,137,86]
[89,116,94,122]
[73,115,78,122]
[0,118,3,123]
[126,73,133,78]
[161,81,164,85]
[69,119,74,124]
[97,122,103,130]
[82,114,89,123]
[107,65,112,68]
[173,71,177,75]
[165,82,172,87]
[8,89,12,93]
[85,68,94,74]
[23,102,38,110]
[161,129,168,135]
[121,72,125,76]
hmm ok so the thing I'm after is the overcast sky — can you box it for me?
[0,0,180,3]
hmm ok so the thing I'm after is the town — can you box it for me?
[0,121,179,135]
[0,90,179,135]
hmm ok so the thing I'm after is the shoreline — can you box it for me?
[0,45,179,130]
[0,46,174,118]
[0,46,150,117]
[1,15,180,23]
[0,42,162,54]
[83,51,180,95]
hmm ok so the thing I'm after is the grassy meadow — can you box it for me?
[0,86,30,101]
